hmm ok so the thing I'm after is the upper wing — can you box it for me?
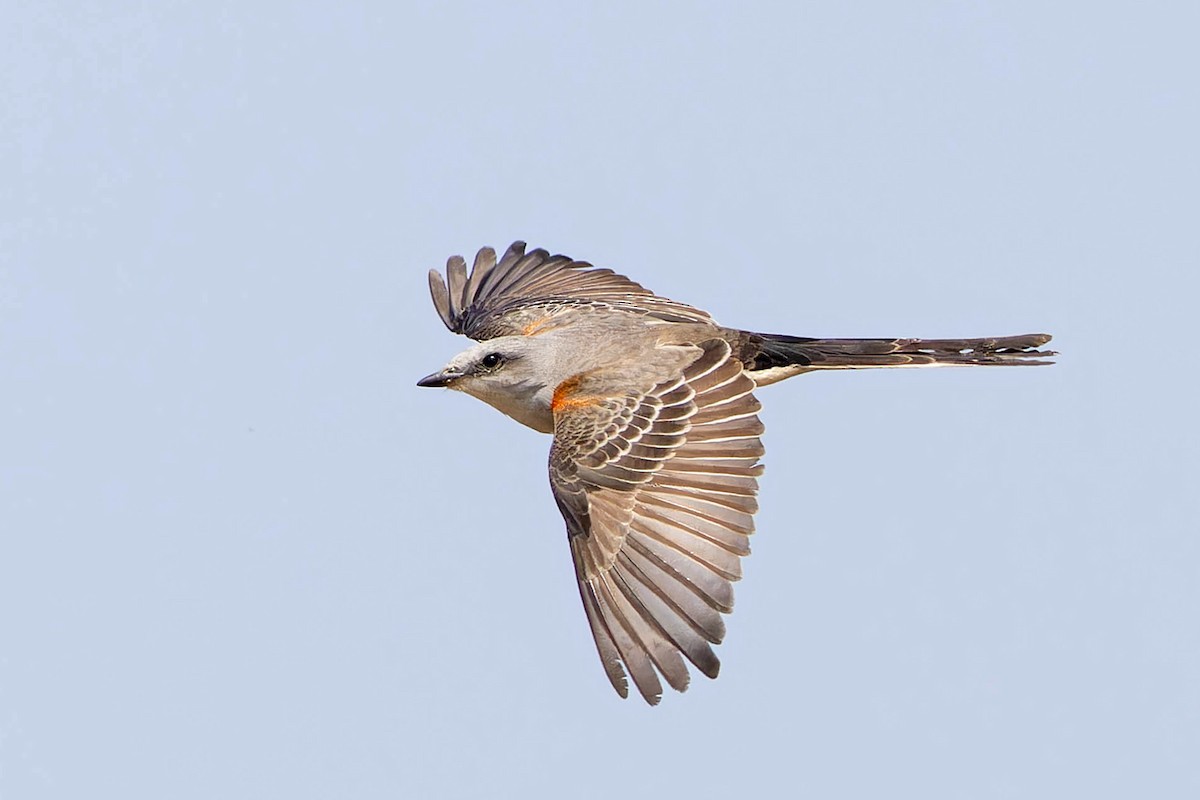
[549,339,764,704]
[429,242,713,340]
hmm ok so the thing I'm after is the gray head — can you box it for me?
[417,335,560,432]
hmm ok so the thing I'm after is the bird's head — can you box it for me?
[417,335,559,432]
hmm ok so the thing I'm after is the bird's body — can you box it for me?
[418,242,1055,704]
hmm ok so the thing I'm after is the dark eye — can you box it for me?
[481,353,503,369]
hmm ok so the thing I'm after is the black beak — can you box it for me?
[417,369,461,388]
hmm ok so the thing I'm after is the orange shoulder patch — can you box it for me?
[551,374,599,413]
[522,318,552,337]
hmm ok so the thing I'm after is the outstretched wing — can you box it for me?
[549,339,764,704]
[429,242,713,340]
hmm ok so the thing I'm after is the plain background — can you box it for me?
[2,2,1196,798]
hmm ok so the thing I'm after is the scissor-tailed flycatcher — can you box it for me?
[418,242,1054,704]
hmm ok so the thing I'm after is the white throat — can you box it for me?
[462,380,555,433]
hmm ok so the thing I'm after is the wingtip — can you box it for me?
[634,681,664,706]
[501,241,528,263]
[427,268,456,331]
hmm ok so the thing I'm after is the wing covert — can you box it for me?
[429,242,713,340]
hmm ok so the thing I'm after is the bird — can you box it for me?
[417,241,1055,705]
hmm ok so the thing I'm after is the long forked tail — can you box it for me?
[744,332,1056,385]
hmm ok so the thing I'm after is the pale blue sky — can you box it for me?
[2,2,1197,798]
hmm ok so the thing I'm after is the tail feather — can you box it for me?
[744,332,1056,384]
